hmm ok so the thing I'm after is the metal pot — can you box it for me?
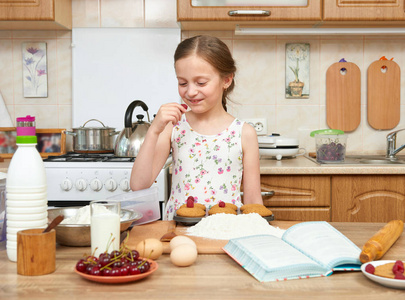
[66,119,118,153]
[114,100,151,157]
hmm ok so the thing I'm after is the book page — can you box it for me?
[225,235,325,270]
[281,222,361,270]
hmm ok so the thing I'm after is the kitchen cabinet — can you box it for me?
[177,0,322,30]
[0,0,72,30]
[260,175,331,221]
[331,175,405,222]
[323,0,405,23]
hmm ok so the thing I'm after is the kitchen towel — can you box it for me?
[0,91,13,127]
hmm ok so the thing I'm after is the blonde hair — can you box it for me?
[174,35,236,111]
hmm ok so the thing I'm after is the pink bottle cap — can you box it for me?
[16,115,36,137]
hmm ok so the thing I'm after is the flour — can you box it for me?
[186,213,285,240]
[61,205,119,225]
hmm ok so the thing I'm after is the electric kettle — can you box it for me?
[114,100,151,157]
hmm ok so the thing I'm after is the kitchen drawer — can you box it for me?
[270,207,330,221]
[260,175,330,207]
[332,175,405,222]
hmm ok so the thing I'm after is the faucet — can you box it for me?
[386,129,405,159]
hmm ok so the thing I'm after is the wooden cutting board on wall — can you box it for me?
[367,60,400,130]
[326,62,361,132]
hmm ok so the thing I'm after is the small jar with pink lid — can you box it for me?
[16,115,36,136]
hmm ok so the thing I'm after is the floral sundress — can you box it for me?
[165,114,244,220]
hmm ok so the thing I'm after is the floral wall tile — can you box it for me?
[22,42,48,98]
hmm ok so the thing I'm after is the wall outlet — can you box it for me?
[243,118,268,135]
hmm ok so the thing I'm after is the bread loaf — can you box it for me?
[359,220,404,263]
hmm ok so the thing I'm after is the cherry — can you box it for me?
[76,260,86,273]
[127,250,140,261]
[86,265,94,274]
[111,250,121,259]
[111,267,121,276]
[218,201,225,208]
[120,266,129,276]
[90,266,101,276]
[99,255,111,267]
[129,265,141,275]
[101,268,112,276]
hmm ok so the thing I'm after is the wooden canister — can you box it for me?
[17,228,56,276]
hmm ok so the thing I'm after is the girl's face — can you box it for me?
[175,54,232,114]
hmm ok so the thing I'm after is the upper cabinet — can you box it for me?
[0,0,72,30]
[178,0,405,30]
[323,0,405,23]
[177,0,322,30]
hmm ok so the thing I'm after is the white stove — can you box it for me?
[43,153,170,216]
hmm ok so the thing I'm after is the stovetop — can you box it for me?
[44,152,136,163]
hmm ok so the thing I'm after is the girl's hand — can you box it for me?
[149,103,187,134]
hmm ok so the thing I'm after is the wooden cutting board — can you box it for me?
[367,60,400,130]
[126,221,228,254]
[326,62,361,132]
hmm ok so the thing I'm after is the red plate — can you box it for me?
[74,258,158,284]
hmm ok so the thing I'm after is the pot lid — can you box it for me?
[72,119,115,130]
[258,133,299,149]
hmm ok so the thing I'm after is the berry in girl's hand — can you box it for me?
[181,104,188,110]
[218,201,226,208]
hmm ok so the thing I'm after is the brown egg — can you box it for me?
[136,238,163,260]
[170,244,198,267]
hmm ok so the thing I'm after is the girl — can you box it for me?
[130,35,263,220]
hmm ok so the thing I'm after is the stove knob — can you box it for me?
[60,178,73,191]
[119,179,131,192]
[105,178,117,191]
[75,179,88,191]
[90,178,103,191]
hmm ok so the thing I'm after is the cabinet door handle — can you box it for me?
[240,191,275,196]
[261,191,274,196]
[228,10,270,16]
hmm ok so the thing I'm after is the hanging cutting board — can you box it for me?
[367,60,400,130]
[326,62,361,132]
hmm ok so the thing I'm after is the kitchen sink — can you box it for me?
[305,155,405,166]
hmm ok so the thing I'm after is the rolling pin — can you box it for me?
[359,220,404,263]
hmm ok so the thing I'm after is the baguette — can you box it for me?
[359,220,404,263]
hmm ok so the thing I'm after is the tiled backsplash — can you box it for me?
[1,0,405,153]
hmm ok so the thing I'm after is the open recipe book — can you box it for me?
[223,221,362,282]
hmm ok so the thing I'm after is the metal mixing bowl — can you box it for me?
[47,207,142,247]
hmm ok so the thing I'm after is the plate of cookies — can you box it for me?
[173,197,274,226]
[361,260,405,289]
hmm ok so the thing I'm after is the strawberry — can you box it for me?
[394,273,405,280]
[181,104,188,110]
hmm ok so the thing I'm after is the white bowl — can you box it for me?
[7,219,47,228]
[6,240,17,247]
[7,226,41,235]
[361,260,405,289]
[6,192,47,200]
[6,205,48,214]
[7,211,47,221]
[6,199,47,207]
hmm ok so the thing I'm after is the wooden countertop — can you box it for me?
[3,156,405,175]
[0,221,404,299]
